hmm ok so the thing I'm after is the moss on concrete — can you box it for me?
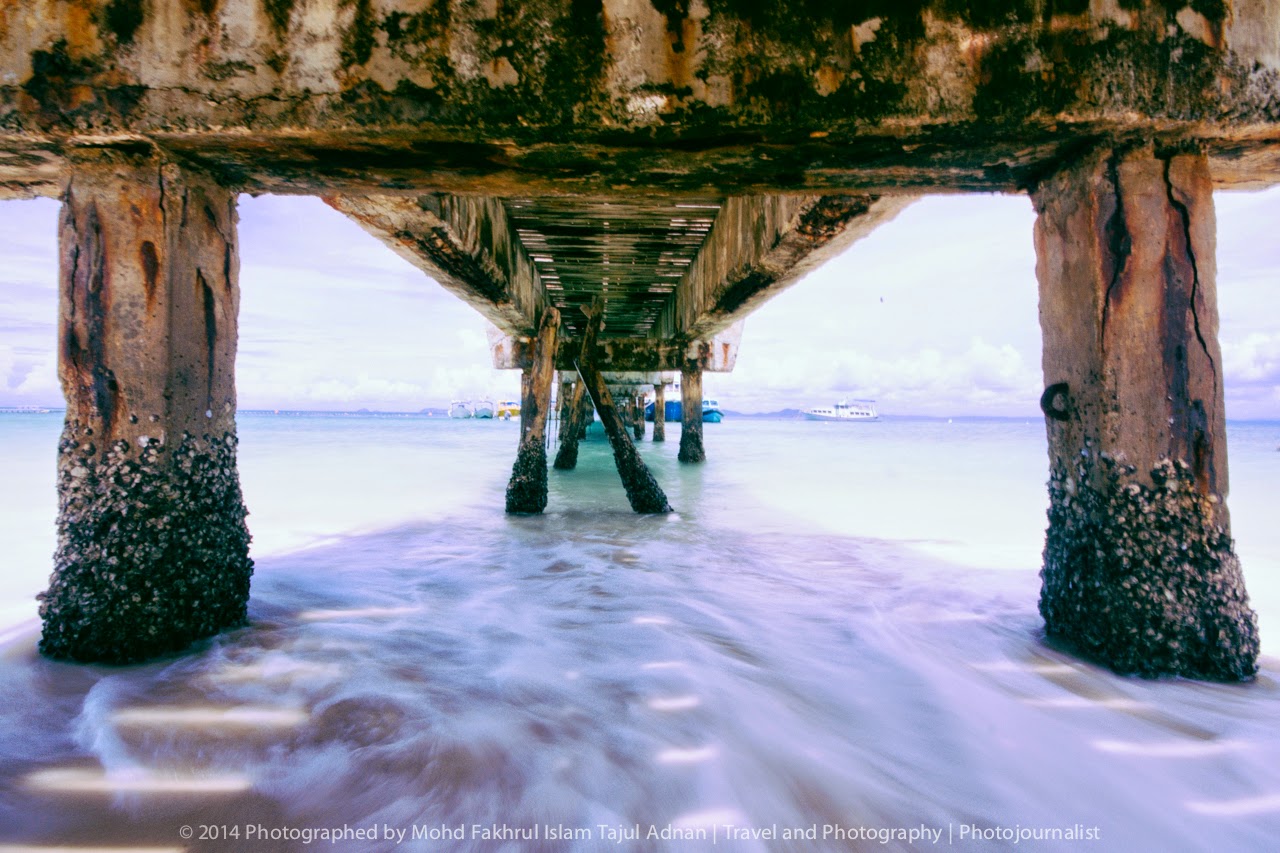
[39,425,254,664]
[263,0,296,37]
[1041,455,1258,681]
[103,0,146,46]
[341,0,378,68]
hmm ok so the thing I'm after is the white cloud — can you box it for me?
[2,189,1278,417]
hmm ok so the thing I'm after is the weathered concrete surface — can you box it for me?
[39,148,253,664]
[1033,146,1257,681]
[4,2,1280,195]
[677,364,704,464]
[506,307,560,514]
[576,298,671,513]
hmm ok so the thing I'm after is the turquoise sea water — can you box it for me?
[1,413,1278,850]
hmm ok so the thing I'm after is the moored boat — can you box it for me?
[644,398,724,423]
[473,399,495,419]
[495,400,520,420]
[803,400,878,421]
[449,400,473,419]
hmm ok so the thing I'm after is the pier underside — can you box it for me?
[3,1,1277,674]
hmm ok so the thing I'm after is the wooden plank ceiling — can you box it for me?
[503,197,723,339]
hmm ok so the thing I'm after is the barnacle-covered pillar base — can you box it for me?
[39,148,253,664]
[1032,147,1257,681]
[506,308,560,513]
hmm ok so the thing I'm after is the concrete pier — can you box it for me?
[677,366,705,464]
[1033,147,1258,681]
[506,308,560,514]
[39,149,253,664]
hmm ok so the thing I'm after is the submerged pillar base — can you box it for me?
[1041,457,1257,681]
[609,437,672,514]
[506,438,550,514]
[40,426,253,664]
[677,430,705,464]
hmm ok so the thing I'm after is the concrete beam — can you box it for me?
[492,324,743,373]
[1033,145,1257,682]
[40,148,253,664]
[6,4,1280,193]
[327,194,545,334]
[662,194,911,339]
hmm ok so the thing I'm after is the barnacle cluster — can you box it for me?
[38,420,253,664]
[1041,455,1258,681]
[505,437,549,514]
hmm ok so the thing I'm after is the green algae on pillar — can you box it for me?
[506,307,561,514]
[40,147,253,664]
[677,365,705,463]
[1032,146,1257,681]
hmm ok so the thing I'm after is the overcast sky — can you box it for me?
[2,188,1278,417]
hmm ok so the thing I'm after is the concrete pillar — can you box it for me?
[1032,146,1257,681]
[632,393,645,441]
[553,379,587,470]
[653,383,666,442]
[677,365,705,463]
[39,149,253,664]
[506,308,560,513]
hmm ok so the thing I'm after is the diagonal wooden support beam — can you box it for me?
[553,378,590,471]
[575,298,671,514]
[505,307,560,513]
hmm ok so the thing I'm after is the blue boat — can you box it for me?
[644,398,722,423]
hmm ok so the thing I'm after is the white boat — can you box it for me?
[473,399,495,419]
[803,399,878,421]
[449,400,473,419]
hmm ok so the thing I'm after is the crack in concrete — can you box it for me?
[1162,155,1219,404]
[1099,151,1130,347]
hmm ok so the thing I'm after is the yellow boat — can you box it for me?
[495,400,521,419]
